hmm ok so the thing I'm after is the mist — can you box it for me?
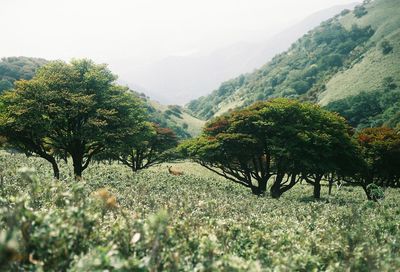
[1,0,358,103]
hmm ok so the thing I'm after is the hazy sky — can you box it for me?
[2,0,357,66]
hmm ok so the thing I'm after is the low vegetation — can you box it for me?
[0,154,399,271]
[0,1,399,267]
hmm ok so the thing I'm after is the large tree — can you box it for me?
[0,59,147,178]
[348,127,400,200]
[180,98,358,198]
[111,122,178,172]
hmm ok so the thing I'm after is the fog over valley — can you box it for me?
[1,0,358,104]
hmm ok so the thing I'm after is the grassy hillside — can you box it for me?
[187,0,400,123]
[0,57,48,93]
[144,98,205,138]
[1,152,399,270]
[319,0,400,105]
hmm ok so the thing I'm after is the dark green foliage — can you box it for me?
[380,40,393,55]
[291,80,310,94]
[187,75,247,119]
[0,57,193,140]
[0,59,147,178]
[166,105,182,118]
[325,87,400,129]
[188,19,374,120]
[353,4,368,18]
[181,99,358,199]
[0,80,13,92]
[382,76,397,90]
[0,57,48,93]
[110,123,179,172]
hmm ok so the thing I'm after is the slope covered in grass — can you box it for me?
[187,0,400,123]
[319,0,400,105]
[1,152,399,270]
[145,98,205,138]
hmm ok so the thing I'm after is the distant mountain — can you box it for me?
[186,0,400,129]
[126,3,358,105]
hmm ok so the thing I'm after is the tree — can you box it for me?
[353,5,367,18]
[0,59,147,179]
[382,76,397,90]
[0,81,61,178]
[353,127,400,200]
[180,98,357,198]
[380,40,393,55]
[112,123,178,172]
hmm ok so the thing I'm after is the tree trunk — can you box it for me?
[251,186,262,195]
[40,153,60,179]
[314,181,321,199]
[328,179,333,195]
[270,181,281,198]
[270,173,284,199]
[259,181,267,194]
[72,154,83,180]
[251,181,267,196]
[256,177,268,196]
[51,159,60,180]
[313,175,323,199]
[362,185,373,201]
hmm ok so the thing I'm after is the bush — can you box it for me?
[0,153,400,270]
[380,40,393,55]
[354,5,368,18]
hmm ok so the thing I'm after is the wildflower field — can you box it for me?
[0,152,399,271]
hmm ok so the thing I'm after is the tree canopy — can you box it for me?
[0,59,147,178]
[180,98,358,198]
[350,127,400,199]
[107,122,179,172]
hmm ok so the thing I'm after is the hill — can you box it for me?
[138,93,205,138]
[125,3,358,105]
[0,57,48,93]
[187,0,400,129]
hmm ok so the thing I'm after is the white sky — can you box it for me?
[1,0,357,66]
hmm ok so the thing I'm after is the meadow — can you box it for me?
[1,152,399,271]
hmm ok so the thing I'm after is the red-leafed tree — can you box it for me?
[352,127,400,200]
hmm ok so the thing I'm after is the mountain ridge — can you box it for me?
[186,0,400,127]
[125,3,358,105]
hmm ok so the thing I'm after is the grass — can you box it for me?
[319,0,400,105]
[319,38,400,105]
[150,100,205,136]
[188,0,400,119]
[1,152,400,271]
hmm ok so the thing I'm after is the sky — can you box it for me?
[1,0,358,95]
